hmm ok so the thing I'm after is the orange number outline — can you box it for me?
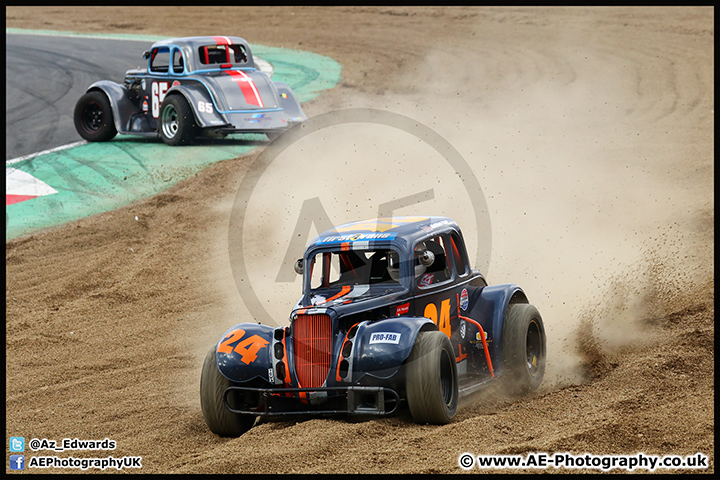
[216,329,270,365]
[217,328,245,354]
[423,298,452,338]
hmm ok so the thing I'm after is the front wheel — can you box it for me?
[200,347,256,437]
[405,330,458,424]
[74,91,117,142]
[158,95,197,146]
[501,303,546,396]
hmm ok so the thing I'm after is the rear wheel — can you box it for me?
[501,303,546,396]
[200,347,256,437]
[406,330,458,424]
[74,91,117,142]
[159,95,197,146]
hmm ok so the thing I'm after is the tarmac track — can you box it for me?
[5,6,714,474]
[5,34,147,160]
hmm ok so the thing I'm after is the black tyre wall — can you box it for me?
[73,91,117,142]
[200,347,256,437]
[158,94,197,146]
[405,331,459,424]
[501,303,546,396]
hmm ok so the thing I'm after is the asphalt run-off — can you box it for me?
[5,28,342,241]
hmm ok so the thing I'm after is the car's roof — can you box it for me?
[151,36,250,49]
[308,216,460,252]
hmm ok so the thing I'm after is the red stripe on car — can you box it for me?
[212,36,233,63]
[212,36,232,45]
[225,70,264,108]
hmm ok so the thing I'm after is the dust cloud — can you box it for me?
[221,7,713,394]
[5,7,713,474]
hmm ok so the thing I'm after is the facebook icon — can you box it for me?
[10,455,25,470]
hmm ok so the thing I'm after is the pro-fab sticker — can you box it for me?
[369,332,401,344]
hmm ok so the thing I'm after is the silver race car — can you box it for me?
[74,36,306,145]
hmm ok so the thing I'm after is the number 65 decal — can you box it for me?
[217,328,270,365]
[197,101,213,114]
[151,81,169,118]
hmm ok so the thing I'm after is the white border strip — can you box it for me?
[6,141,87,165]
[6,27,166,43]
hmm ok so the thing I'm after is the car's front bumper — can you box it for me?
[223,385,400,417]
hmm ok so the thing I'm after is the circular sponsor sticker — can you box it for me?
[460,288,469,311]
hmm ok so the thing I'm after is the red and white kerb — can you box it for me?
[6,167,58,205]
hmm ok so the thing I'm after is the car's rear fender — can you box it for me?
[214,323,275,385]
[164,85,227,129]
[350,316,436,382]
[273,81,307,122]
[188,70,278,113]
[86,81,139,133]
[465,284,528,375]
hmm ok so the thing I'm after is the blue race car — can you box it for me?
[201,216,546,436]
[74,36,306,146]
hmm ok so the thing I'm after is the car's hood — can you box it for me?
[201,69,279,111]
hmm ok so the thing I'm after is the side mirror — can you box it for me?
[294,258,304,275]
[143,50,151,60]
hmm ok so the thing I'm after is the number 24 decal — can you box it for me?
[217,329,269,365]
[424,299,452,338]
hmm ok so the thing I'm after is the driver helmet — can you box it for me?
[413,245,429,279]
[387,249,428,281]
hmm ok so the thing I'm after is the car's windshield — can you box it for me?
[309,248,401,291]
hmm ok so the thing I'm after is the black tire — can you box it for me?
[200,347,256,437]
[73,91,117,142]
[158,94,197,146]
[406,330,458,424]
[501,303,546,396]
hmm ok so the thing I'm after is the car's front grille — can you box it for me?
[293,313,332,388]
